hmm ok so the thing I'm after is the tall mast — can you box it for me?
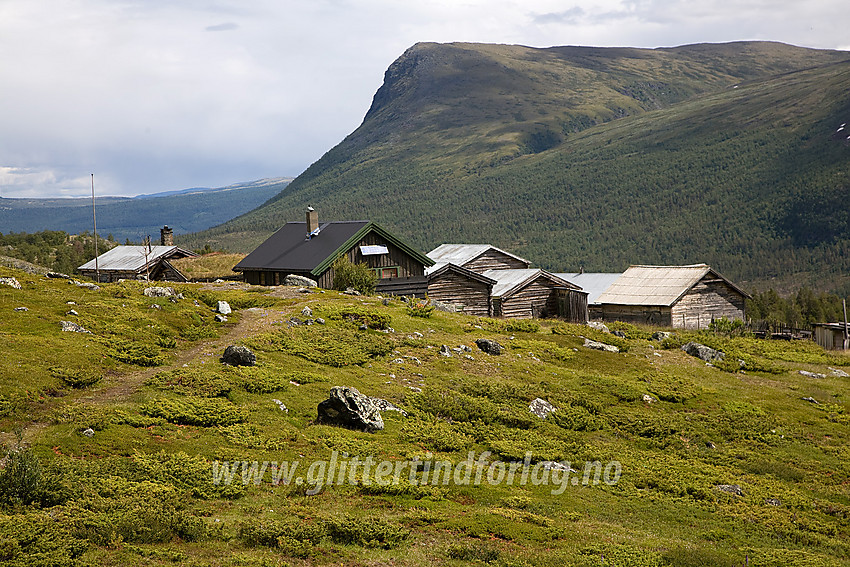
[91,174,99,282]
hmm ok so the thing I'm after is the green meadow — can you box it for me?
[1,269,849,566]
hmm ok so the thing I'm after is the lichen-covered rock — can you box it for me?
[681,342,724,363]
[221,345,255,366]
[143,286,176,297]
[475,338,504,355]
[216,301,232,315]
[583,338,619,353]
[0,277,22,289]
[61,321,91,334]
[284,274,318,287]
[651,331,672,341]
[714,484,743,496]
[317,386,384,432]
[587,321,609,333]
[529,398,556,419]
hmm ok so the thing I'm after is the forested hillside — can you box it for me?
[0,178,290,243]
[183,42,850,293]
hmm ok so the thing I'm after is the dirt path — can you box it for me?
[13,305,290,445]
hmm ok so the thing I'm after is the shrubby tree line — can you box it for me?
[747,287,849,328]
[0,230,114,275]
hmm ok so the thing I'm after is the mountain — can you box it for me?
[0,178,291,243]
[184,42,850,293]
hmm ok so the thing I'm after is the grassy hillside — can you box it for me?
[184,42,850,292]
[1,269,850,565]
[0,178,290,243]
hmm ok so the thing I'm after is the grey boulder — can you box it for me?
[317,386,384,432]
[583,338,619,353]
[475,338,504,355]
[529,398,556,419]
[284,274,318,287]
[681,342,725,363]
[221,345,256,366]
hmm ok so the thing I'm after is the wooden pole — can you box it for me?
[843,299,848,351]
[91,174,99,282]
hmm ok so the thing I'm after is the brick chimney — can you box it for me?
[306,206,318,234]
[160,226,174,246]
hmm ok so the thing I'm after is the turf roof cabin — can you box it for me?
[233,208,434,296]
[594,264,750,329]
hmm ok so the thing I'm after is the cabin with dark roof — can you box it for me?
[233,208,434,296]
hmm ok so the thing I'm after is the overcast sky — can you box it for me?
[1,0,847,199]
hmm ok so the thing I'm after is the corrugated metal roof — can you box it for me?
[426,244,530,273]
[595,264,712,306]
[555,273,622,305]
[482,269,578,298]
[78,246,186,272]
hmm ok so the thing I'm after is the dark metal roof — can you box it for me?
[233,220,434,275]
[233,221,369,273]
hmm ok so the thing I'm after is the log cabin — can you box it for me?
[426,263,496,317]
[233,208,434,296]
[78,235,196,283]
[594,264,749,328]
[483,269,588,321]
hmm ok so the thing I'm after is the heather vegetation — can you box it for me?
[1,267,849,565]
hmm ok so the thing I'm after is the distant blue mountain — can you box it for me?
[0,178,291,242]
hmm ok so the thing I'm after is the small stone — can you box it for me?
[798,370,826,379]
[642,394,656,403]
[439,345,452,357]
[765,498,782,506]
[150,304,161,310]
[705,441,716,449]
[47,272,71,279]
[358,324,368,330]
[829,367,849,378]
[587,321,609,333]
[14,306,28,312]
[81,428,94,438]
[392,358,405,364]
[802,396,819,404]
[681,342,724,363]
[215,314,228,322]
[651,331,672,341]
[67,309,79,316]
[66,301,76,305]
[529,398,556,419]
[612,330,626,338]
[714,484,742,496]
[216,301,232,315]
[272,399,288,412]
[344,287,361,296]
[301,306,313,317]
[315,317,325,324]
[60,320,91,334]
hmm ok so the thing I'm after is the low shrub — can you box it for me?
[331,256,377,295]
[318,304,392,329]
[401,418,474,452]
[0,446,43,506]
[273,327,394,367]
[103,338,166,367]
[550,405,606,431]
[147,368,232,397]
[406,298,435,318]
[447,542,500,563]
[132,450,244,499]
[324,516,410,549]
[0,514,88,566]
[49,366,102,389]
[140,397,246,427]
[239,518,325,557]
[607,321,653,340]
[505,319,540,333]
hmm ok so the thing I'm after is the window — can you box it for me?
[374,266,399,279]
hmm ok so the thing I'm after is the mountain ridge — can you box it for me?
[182,41,850,292]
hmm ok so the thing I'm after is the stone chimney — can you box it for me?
[160,226,174,246]
[306,206,319,234]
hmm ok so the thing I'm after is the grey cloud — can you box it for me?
[206,22,239,32]
[532,7,586,25]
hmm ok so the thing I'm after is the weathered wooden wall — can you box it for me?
[815,326,848,350]
[600,304,673,326]
[670,278,746,329]
[499,278,561,319]
[427,271,491,317]
[376,276,429,298]
[557,289,589,323]
[464,250,528,273]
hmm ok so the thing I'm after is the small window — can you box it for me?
[374,266,399,279]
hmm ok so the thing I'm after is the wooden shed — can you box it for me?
[426,263,496,317]
[483,269,587,320]
[233,208,434,296]
[78,245,197,283]
[595,264,749,328]
[813,323,849,350]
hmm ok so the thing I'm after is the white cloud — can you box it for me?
[0,0,847,198]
